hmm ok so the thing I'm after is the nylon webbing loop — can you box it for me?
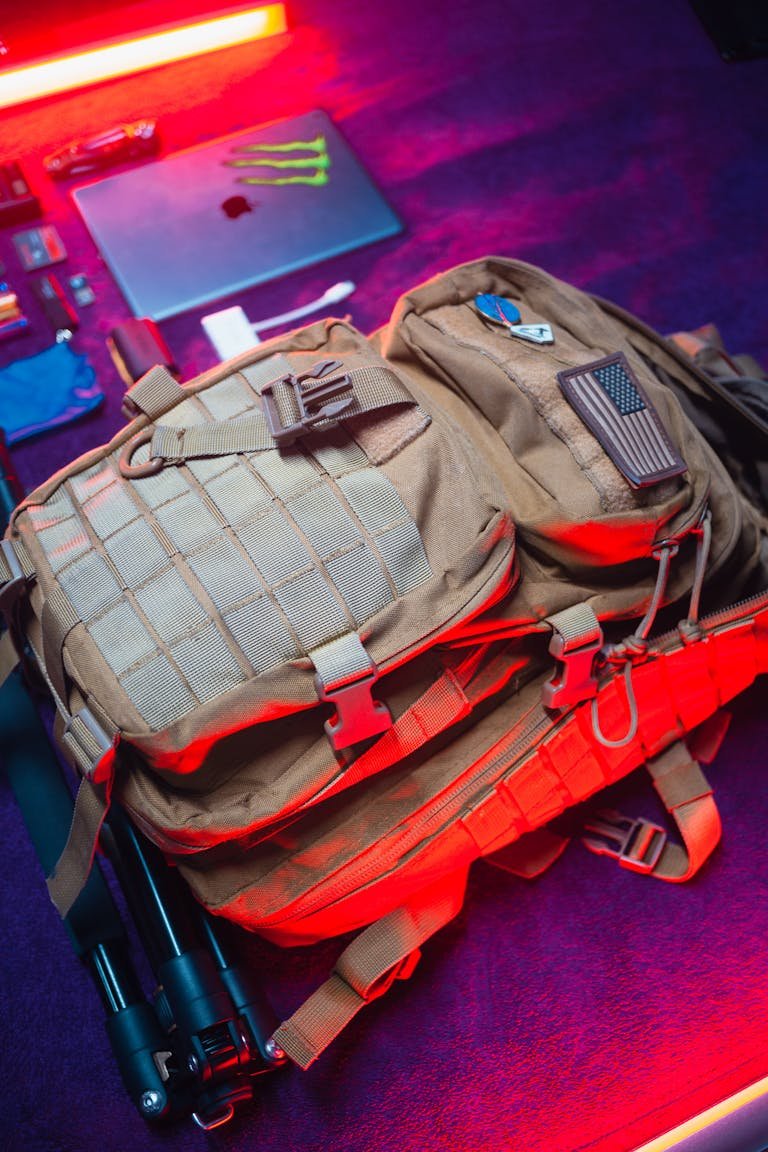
[542,602,604,709]
[122,365,188,421]
[60,706,116,778]
[583,740,721,882]
[0,537,33,607]
[46,771,113,918]
[239,354,293,392]
[311,631,376,684]
[141,364,416,464]
[0,626,19,689]
[645,741,721,882]
[311,633,392,751]
[41,585,81,705]
[272,870,468,1069]
[0,538,22,593]
[0,539,33,690]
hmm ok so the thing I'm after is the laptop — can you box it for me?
[72,110,403,320]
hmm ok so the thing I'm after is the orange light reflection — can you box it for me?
[0,5,287,110]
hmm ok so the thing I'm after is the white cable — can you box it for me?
[202,281,356,360]
[250,280,356,333]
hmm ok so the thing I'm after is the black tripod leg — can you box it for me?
[2,431,283,1127]
[1,431,174,1121]
[198,910,286,1068]
[0,669,173,1120]
[103,806,279,1130]
[106,807,285,1070]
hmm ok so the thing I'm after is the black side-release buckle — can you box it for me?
[582,810,667,875]
[262,360,354,447]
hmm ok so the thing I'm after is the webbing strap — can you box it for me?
[41,586,80,705]
[645,741,721,882]
[272,870,468,1069]
[311,632,392,750]
[546,602,603,646]
[0,538,33,690]
[542,602,603,709]
[60,708,115,777]
[309,645,523,812]
[46,772,112,918]
[311,631,375,685]
[0,539,20,591]
[0,627,19,689]
[0,536,33,596]
[150,412,275,459]
[583,740,721,882]
[147,365,414,460]
[123,365,188,420]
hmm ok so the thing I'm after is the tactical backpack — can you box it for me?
[1,257,766,1069]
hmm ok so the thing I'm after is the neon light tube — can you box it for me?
[0,5,287,110]
[633,1073,768,1152]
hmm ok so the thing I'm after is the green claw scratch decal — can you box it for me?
[225,134,331,187]
[227,154,331,171]
[233,134,327,154]
[238,170,330,186]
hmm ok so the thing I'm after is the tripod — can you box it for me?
[0,430,285,1129]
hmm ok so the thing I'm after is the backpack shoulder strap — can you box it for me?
[271,870,469,1069]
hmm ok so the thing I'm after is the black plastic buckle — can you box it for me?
[582,809,667,875]
[315,666,392,752]
[262,360,354,447]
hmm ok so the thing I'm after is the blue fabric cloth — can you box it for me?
[0,342,103,444]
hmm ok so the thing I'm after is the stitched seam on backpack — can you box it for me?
[423,308,656,514]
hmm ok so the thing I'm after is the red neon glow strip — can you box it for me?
[0,5,287,110]
[634,1073,768,1151]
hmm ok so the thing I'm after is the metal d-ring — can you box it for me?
[119,428,164,479]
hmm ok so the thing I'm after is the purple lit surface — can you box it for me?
[1,1,767,1149]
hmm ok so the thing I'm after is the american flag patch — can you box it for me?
[558,352,687,488]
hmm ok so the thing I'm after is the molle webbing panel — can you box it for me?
[27,357,432,732]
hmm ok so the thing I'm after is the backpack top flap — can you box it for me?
[375,257,765,626]
[8,318,517,768]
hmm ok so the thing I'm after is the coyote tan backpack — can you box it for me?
[2,257,766,1068]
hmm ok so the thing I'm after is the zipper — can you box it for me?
[150,584,768,863]
[255,584,768,927]
[257,691,556,927]
[127,612,529,866]
[650,584,768,651]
